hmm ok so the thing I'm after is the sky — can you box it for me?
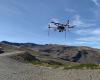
[0,0,100,48]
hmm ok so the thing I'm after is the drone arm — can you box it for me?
[48,24,57,28]
[48,26,57,28]
[68,25,75,28]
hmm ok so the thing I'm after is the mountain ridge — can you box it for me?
[0,41,100,64]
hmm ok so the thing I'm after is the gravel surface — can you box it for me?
[0,52,100,80]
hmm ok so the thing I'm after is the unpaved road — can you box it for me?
[0,51,100,80]
[0,51,25,57]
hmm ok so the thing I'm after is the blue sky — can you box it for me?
[0,0,100,48]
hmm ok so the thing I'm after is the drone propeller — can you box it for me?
[51,22,55,24]
[51,22,60,26]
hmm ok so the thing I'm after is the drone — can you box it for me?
[48,20,75,39]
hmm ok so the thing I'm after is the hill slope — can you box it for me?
[0,41,100,64]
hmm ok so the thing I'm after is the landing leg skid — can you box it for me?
[65,30,67,40]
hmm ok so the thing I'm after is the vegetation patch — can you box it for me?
[31,60,63,69]
[9,51,100,69]
[64,64,100,69]
[31,60,100,69]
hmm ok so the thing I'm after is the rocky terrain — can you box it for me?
[1,41,100,64]
[0,41,100,80]
[0,51,100,80]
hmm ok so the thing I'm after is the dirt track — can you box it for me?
[0,52,100,80]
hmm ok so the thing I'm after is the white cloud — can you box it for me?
[90,0,100,19]
[75,29,90,35]
[72,15,83,26]
[91,0,100,7]
[77,37,99,42]
[65,8,76,13]
[72,15,95,28]
[76,28,100,35]
[92,29,100,35]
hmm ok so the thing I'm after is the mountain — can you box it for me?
[0,41,100,64]
[1,41,38,46]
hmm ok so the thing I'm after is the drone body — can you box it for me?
[48,20,75,39]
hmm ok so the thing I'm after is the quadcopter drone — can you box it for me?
[48,20,75,39]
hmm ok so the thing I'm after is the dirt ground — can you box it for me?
[0,52,100,80]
